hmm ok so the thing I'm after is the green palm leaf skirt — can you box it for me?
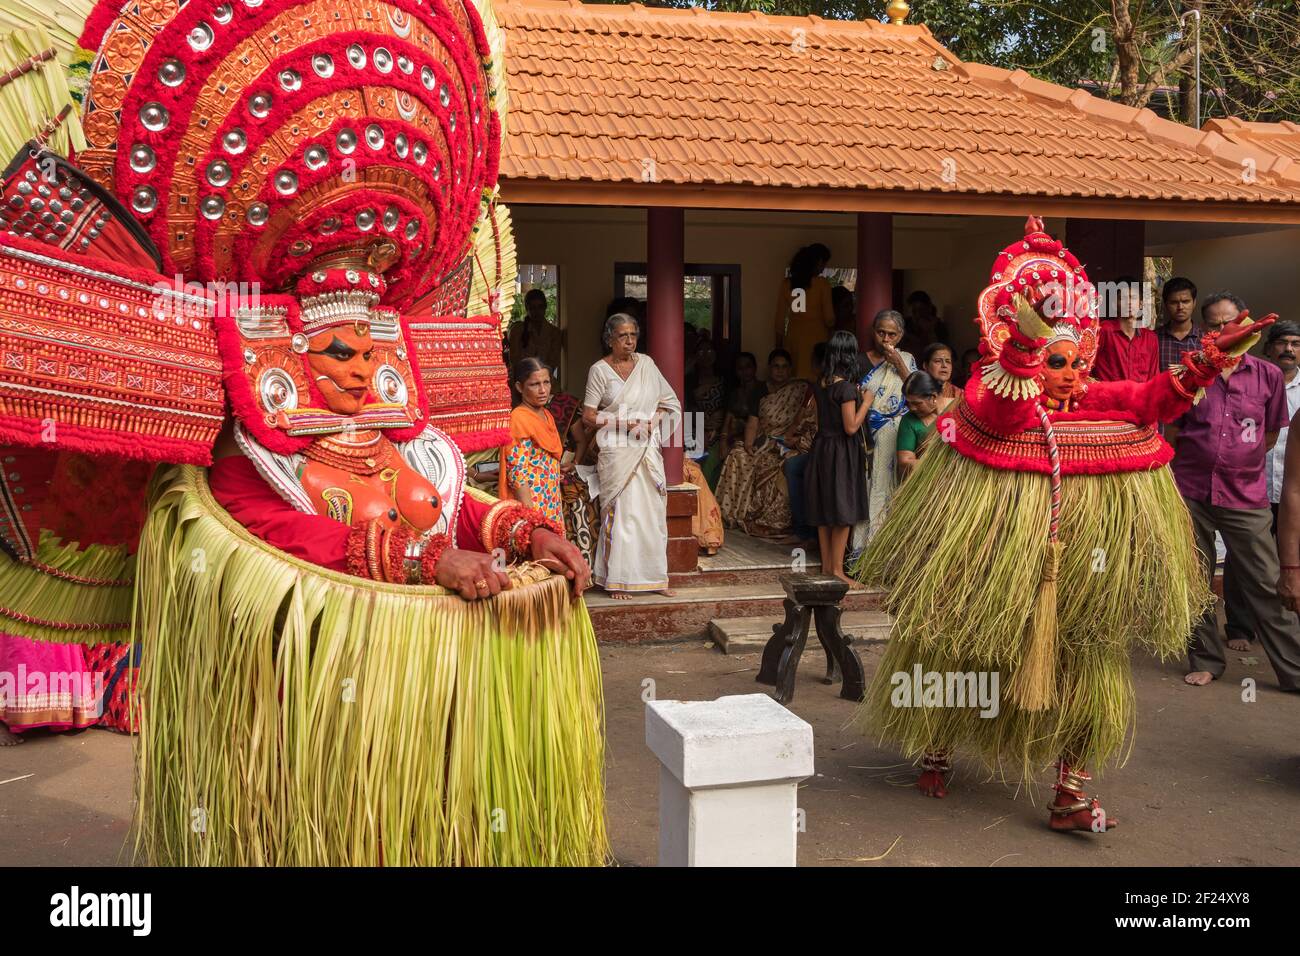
[851,438,1213,782]
[133,465,609,866]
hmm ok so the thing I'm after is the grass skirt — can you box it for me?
[852,439,1212,780]
[134,465,608,866]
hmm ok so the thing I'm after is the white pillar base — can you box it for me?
[646,693,814,867]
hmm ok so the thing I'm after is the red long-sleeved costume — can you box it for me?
[207,453,493,571]
[943,345,1214,477]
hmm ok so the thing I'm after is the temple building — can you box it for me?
[494,0,1300,570]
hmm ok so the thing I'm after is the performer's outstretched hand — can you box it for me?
[531,529,592,598]
[435,548,512,601]
[1217,311,1277,356]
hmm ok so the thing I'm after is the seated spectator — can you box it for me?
[718,351,764,472]
[715,349,817,538]
[895,371,944,481]
[1093,275,1157,382]
[686,340,726,483]
[920,342,961,407]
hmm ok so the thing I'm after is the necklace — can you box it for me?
[303,431,396,475]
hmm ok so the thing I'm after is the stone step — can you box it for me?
[708,610,892,654]
[585,583,884,644]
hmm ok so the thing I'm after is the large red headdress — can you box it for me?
[0,1,516,558]
[975,216,1098,391]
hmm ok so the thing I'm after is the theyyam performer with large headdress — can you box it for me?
[0,0,607,864]
[855,218,1272,832]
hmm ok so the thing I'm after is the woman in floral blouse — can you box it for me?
[500,357,565,526]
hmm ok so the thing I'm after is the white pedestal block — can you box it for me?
[645,693,815,867]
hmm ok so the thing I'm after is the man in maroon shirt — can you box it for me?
[1168,291,1300,691]
[1092,275,1158,382]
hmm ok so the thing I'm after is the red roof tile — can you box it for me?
[495,0,1300,219]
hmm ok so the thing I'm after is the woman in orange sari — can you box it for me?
[500,358,565,527]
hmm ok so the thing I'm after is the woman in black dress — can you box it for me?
[806,331,873,585]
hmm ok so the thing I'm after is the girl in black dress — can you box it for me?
[805,331,873,585]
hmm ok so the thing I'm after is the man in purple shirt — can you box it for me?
[1168,291,1300,692]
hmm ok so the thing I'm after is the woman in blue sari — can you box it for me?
[852,309,916,551]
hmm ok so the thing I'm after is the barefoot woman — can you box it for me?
[583,314,681,599]
[805,331,872,586]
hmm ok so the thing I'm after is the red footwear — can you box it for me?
[1049,761,1117,832]
[917,753,949,798]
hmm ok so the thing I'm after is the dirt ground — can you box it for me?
[2,640,1297,866]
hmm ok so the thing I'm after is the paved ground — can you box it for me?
[2,639,1297,866]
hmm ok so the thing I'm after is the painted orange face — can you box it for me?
[1042,340,1087,403]
[306,323,374,415]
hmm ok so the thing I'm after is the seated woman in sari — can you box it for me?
[500,358,564,526]
[715,349,817,538]
[852,309,916,550]
[582,314,682,599]
[687,342,727,488]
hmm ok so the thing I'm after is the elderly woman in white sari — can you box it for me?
[583,314,682,599]
[851,309,916,552]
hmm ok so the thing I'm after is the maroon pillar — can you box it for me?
[1064,218,1145,283]
[856,212,893,347]
[647,206,684,486]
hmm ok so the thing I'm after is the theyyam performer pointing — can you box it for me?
[854,218,1273,831]
[0,0,606,864]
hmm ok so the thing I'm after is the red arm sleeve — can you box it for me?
[208,454,351,571]
[1078,372,1193,425]
[456,491,491,553]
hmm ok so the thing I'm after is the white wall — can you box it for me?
[1150,227,1300,320]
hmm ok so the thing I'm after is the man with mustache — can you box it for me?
[1229,323,1300,652]
[1169,294,1300,692]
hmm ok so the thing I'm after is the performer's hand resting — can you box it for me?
[435,548,513,600]
[531,529,592,598]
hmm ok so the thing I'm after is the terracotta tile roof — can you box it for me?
[1202,118,1300,166]
[496,0,1300,220]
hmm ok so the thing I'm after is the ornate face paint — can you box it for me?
[306,323,373,415]
[1042,340,1087,403]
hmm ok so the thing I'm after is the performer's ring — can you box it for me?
[474,578,489,590]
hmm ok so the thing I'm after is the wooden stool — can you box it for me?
[756,574,865,705]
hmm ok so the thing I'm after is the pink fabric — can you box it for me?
[0,633,103,733]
